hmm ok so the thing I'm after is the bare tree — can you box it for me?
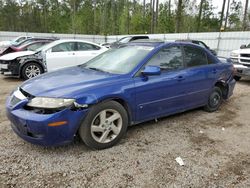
[168,0,171,19]
[151,0,155,33]
[219,0,226,31]
[143,0,146,18]
[127,0,130,34]
[155,0,159,32]
[243,0,249,30]
[175,0,183,33]
[224,0,230,30]
[197,0,205,32]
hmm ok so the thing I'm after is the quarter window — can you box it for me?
[51,42,75,52]
[147,46,183,71]
[184,46,208,67]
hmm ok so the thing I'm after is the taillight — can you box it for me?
[232,66,237,76]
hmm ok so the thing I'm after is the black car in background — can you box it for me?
[176,39,217,56]
[102,35,149,48]
[12,37,58,47]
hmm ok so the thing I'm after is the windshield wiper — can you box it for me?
[87,67,110,73]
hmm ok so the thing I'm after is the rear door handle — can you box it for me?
[212,69,217,74]
[176,76,185,81]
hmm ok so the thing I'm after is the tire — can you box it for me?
[234,76,241,81]
[79,101,128,150]
[204,86,222,112]
[21,62,43,80]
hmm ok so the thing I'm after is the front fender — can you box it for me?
[75,94,98,105]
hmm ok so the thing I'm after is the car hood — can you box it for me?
[0,51,35,61]
[20,66,125,99]
[232,49,250,54]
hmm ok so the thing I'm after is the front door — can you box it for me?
[134,45,187,122]
[46,42,76,71]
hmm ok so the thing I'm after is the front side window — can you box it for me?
[77,42,100,51]
[184,46,208,67]
[51,42,75,52]
[147,46,183,71]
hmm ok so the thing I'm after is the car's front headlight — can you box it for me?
[230,52,239,57]
[27,97,75,109]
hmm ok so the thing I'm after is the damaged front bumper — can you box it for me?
[6,94,88,146]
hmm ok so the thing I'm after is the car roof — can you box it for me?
[40,39,103,51]
[125,39,165,47]
[18,40,52,48]
[125,41,211,50]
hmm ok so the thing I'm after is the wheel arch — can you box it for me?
[19,60,45,77]
[97,97,133,125]
[214,80,228,99]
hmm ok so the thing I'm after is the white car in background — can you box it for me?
[230,43,250,81]
[0,39,108,79]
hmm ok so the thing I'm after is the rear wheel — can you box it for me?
[204,86,222,112]
[234,76,241,81]
[79,101,128,150]
[21,62,43,80]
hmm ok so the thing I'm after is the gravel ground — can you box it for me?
[0,75,250,188]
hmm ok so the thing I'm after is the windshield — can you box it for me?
[82,45,154,74]
[118,37,131,43]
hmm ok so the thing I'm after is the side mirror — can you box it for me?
[141,66,161,76]
[46,48,52,53]
[240,44,246,49]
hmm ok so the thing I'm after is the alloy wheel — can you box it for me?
[25,65,41,78]
[90,109,122,143]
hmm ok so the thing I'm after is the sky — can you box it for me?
[142,0,249,14]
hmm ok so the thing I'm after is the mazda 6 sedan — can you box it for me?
[6,42,236,149]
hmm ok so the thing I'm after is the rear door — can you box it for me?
[134,45,188,121]
[182,44,218,107]
[46,42,77,71]
[74,42,106,65]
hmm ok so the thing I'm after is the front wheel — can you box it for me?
[79,101,128,150]
[204,86,222,112]
[21,62,43,80]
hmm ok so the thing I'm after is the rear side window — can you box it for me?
[147,46,183,71]
[76,42,100,51]
[51,42,75,52]
[183,46,208,67]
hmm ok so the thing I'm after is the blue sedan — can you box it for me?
[6,42,236,149]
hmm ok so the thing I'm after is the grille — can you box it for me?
[240,54,250,58]
[240,59,250,63]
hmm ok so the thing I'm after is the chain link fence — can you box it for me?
[1,31,250,57]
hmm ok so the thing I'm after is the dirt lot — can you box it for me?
[0,75,249,188]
